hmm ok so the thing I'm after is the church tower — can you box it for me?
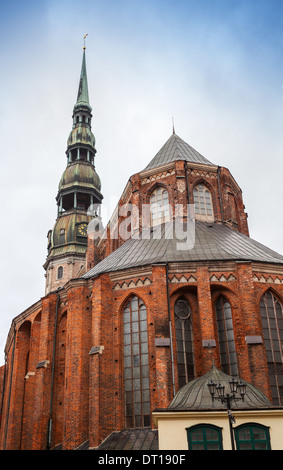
[44,46,103,294]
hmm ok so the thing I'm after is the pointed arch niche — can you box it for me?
[11,321,32,449]
[123,295,150,428]
[260,290,283,405]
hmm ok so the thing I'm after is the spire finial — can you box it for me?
[172,117,175,134]
[74,40,91,109]
[83,33,88,50]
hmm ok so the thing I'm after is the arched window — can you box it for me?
[123,296,150,428]
[260,291,283,405]
[215,296,238,376]
[193,184,213,221]
[174,298,194,388]
[235,423,271,450]
[187,424,223,450]
[150,186,170,226]
[57,266,63,280]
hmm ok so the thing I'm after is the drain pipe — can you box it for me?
[165,263,176,396]
[47,289,61,450]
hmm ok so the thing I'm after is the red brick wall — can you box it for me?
[0,156,280,450]
[1,262,283,449]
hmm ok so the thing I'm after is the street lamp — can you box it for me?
[207,377,247,450]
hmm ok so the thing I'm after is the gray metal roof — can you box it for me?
[143,133,214,171]
[83,221,283,279]
[96,428,158,450]
[167,365,275,411]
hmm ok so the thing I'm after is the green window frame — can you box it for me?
[235,423,271,450]
[187,424,223,450]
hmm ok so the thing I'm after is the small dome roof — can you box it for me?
[168,366,274,411]
[50,212,92,250]
[59,162,101,192]
[67,125,95,148]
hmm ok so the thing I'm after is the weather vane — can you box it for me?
[83,33,88,50]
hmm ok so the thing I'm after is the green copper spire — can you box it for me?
[76,48,90,106]
[73,43,92,115]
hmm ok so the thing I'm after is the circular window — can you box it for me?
[174,299,191,319]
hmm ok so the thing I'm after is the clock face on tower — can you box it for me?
[77,222,88,237]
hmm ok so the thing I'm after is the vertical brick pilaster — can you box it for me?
[152,265,173,406]
[196,267,216,374]
[89,274,113,448]
[63,283,90,450]
[32,294,57,450]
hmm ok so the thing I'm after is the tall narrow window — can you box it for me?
[123,296,150,428]
[260,291,283,405]
[150,186,170,226]
[215,296,238,376]
[57,266,63,279]
[174,298,194,388]
[193,184,213,221]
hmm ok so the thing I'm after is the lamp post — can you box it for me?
[207,377,247,450]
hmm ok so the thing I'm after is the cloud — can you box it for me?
[0,0,282,364]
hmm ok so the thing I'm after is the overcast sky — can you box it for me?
[0,0,282,365]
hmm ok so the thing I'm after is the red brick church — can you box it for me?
[1,48,283,451]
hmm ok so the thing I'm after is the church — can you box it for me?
[1,47,283,451]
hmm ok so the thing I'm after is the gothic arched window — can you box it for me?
[150,186,170,226]
[193,184,214,221]
[123,296,150,428]
[174,298,194,388]
[215,296,238,376]
[260,291,283,405]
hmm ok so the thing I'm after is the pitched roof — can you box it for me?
[143,133,214,171]
[83,221,283,279]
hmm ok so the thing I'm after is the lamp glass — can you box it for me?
[229,378,238,394]
[238,381,247,397]
[216,383,225,399]
[207,379,217,397]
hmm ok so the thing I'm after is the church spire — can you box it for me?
[75,47,90,110]
[43,44,103,295]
